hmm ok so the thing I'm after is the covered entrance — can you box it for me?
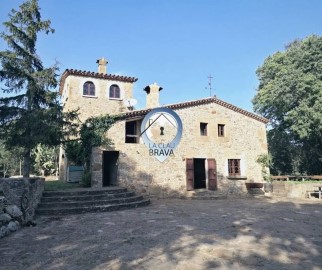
[186,158,217,190]
[102,151,119,187]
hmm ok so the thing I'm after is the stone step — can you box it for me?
[36,186,150,215]
[41,191,135,203]
[42,187,127,197]
[36,199,150,215]
[38,195,144,209]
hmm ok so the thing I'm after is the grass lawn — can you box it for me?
[44,179,81,191]
[288,180,322,184]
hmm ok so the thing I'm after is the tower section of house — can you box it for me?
[59,58,138,180]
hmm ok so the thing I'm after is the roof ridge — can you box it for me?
[59,69,138,94]
[119,97,269,124]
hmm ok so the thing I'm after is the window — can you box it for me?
[218,124,225,137]
[228,159,241,176]
[125,120,141,143]
[200,122,208,136]
[109,84,120,99]
[83,81,95,96]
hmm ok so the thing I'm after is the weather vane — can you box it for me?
[205,74,214,96]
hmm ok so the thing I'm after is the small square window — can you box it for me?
[200,122,208,136]
[125,120,141,143]
[218,124,225,137]
[228,159,241,176]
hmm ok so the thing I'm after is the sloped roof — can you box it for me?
[117,97,269,124]
[59,69,138,94]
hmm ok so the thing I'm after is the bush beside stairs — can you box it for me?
[36,187,150,215]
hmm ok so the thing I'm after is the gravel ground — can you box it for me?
[1,196,322,270]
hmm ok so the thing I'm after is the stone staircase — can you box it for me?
[36,187,150,215]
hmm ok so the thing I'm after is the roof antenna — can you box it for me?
[205,74,214,96]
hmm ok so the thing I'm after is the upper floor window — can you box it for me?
[228,159,241,176]
[200,122,208,136]
[109,84,120,99]
[218,124,225,137]
[83,81,95,96]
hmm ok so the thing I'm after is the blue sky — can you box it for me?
[1,0,322,111]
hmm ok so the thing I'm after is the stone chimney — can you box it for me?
[96,57,108,74]
[144,82,162,108]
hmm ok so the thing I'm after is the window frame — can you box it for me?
[218,124,225,137]
[228,159,241,177]
[125,120,141,144]
[109,84,121,99]
[200,122,208,136]
[83,81,95,96]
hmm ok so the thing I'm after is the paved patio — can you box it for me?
[1,196,322,270]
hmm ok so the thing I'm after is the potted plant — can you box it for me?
[245,182,264,189]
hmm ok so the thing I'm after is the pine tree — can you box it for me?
[0,0,78,177]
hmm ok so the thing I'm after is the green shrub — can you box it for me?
[81,171,91,187]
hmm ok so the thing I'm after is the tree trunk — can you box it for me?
[23,149,31,177]
[3,163,8,178]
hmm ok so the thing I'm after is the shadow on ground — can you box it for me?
[0,197,322,270]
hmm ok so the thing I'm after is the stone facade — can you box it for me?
[92,99,268,197]
[59,58,268,197]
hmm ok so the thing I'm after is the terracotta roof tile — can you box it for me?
[59,69,138,94]
[117,97,269,124]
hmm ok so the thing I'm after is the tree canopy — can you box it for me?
[0,0,78,177]
[253,35,322,174]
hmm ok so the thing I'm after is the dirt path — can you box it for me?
[1,197,322,270]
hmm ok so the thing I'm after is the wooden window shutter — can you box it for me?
[186,158,194,191]
[208,159,217,190]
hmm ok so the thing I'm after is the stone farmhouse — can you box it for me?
[59,58,269,197]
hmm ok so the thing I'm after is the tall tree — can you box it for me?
[0,0,78,177]
[253,35,322,174]
[0,141,23,177]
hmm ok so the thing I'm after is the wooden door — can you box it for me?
[208,159,217,190]
[186,158,194,191]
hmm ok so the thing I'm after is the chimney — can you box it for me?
[96,57,108,74]
[144,82,162,108]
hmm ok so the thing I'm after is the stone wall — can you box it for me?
[0,178,44,225]
[0,195,23,238]
[92,101,267,197]
[273,181,322,199]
